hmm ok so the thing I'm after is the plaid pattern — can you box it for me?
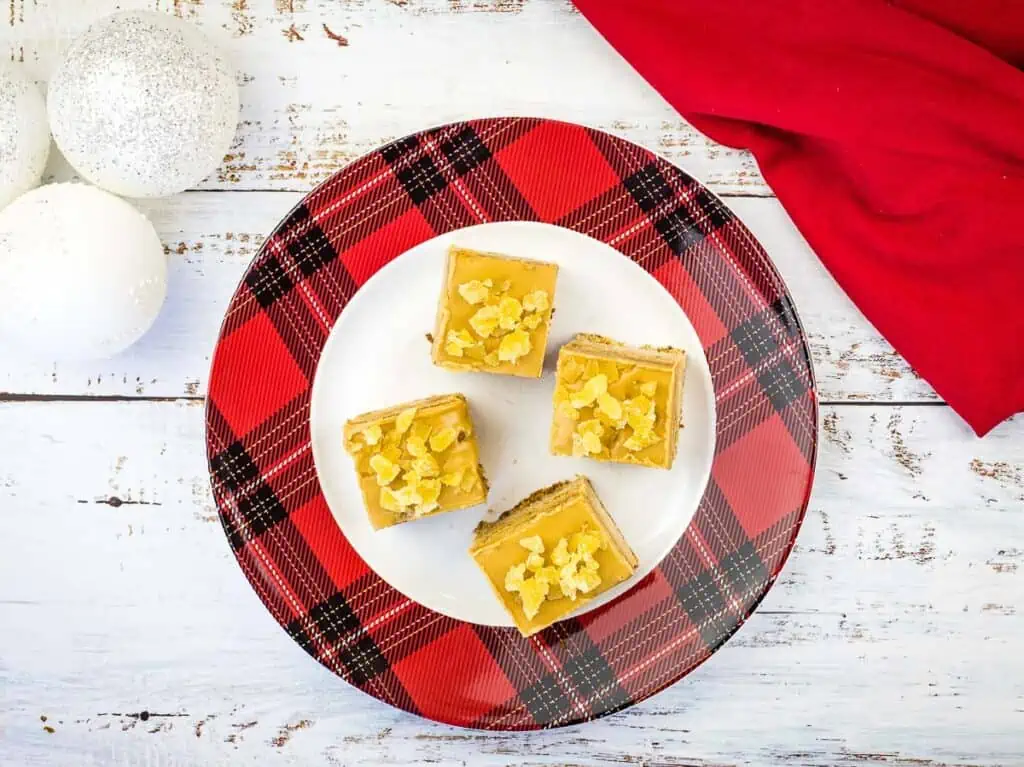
[206,118,817,730]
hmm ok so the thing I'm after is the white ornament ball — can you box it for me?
[0,63,50,210]
[0,183,167,360]
[48,10,239,198]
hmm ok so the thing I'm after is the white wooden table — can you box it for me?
[2,2,1022,765]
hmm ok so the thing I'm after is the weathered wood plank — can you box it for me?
[1,401,1021,765]
[0,193,939,405]
[7,0,768,195]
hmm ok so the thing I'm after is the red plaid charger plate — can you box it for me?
[206,118,817,729]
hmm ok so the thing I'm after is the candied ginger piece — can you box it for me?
[519,535,544,554]
[469,305,501,338]
[395,407,417,435]
[498,296,523,330]
[498,328,532,363]
[457,280,490,305]
[570,374,608,408]
[428,427,457,453]
[369,454,401,486]
[363,424,383,446]
[523,290,550,313]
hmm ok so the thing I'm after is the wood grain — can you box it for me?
[1,401,1022,764]
[8,0,768,195]
[0,194,938,404]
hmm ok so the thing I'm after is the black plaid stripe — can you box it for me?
[623,163,675,213]
[718,541,769,599]
[655,205,707,256]
[381,133,419,163]
[519,674,572,726]
[651,178,730,257]
[210,441,260,494]
[287,593,358,652]
[300,262,359,329]
[731,310,783,367]
[758,357,808,413]
[690,184,731,231]
[772,295,802,338]
[440,125,493,175]
[245,256,294,308]
[557,627,630,714]
[461,159,540,221]
[780,391,818,464]
[262,299,329,381]
[284,208,336,278]
[286,593,389,686]
[339,635,390,686]
[224,483,288,550]
[693,479,748,559]
[675,568,733,649]
[395,154,448,205]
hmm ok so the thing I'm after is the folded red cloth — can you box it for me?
[573,0,1024,435]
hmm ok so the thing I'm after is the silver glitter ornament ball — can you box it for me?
[0,63,50,210]
[48,11,239,198]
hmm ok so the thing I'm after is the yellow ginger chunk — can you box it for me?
[596,392,622,422]
[624,395,656,433]
[557,400,580,421]
[484,351,500,367]
[380,445,402,465]
[561,359,585,384]
[379,487,401,512]
[395,407,417,435]
[428,426,457,453]
[517,579,549,620]
[572,419,604,457]
[417,478,442,515]
[498,328,532,363]
[445,329,476,357]
[411,454,440,478]
[457,280,490,305]
[405,435,428,458]
[639,381,658,397]
[522,313,543,330]
[469,305,501,338]
[504,562,526,592]
[570,374,608,409]
[525,552,545,572]
[519,535,544,554]
[392,478,422,507]
[460,470,479,493]
[363,424,383,446]
[440,468,465,487]
[498,296,523,330]
[550,538,571,567]
[570,528,602,556]
[523,290,550,314]
[623,430,661,452]
[369,454,401,486]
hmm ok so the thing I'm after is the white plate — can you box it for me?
[310,221,716,627]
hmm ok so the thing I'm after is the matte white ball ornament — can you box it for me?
[0,183,167,360]
[48,10,239,198]
[0,63,50,210]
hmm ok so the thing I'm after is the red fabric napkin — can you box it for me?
[573,0,1024,435]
